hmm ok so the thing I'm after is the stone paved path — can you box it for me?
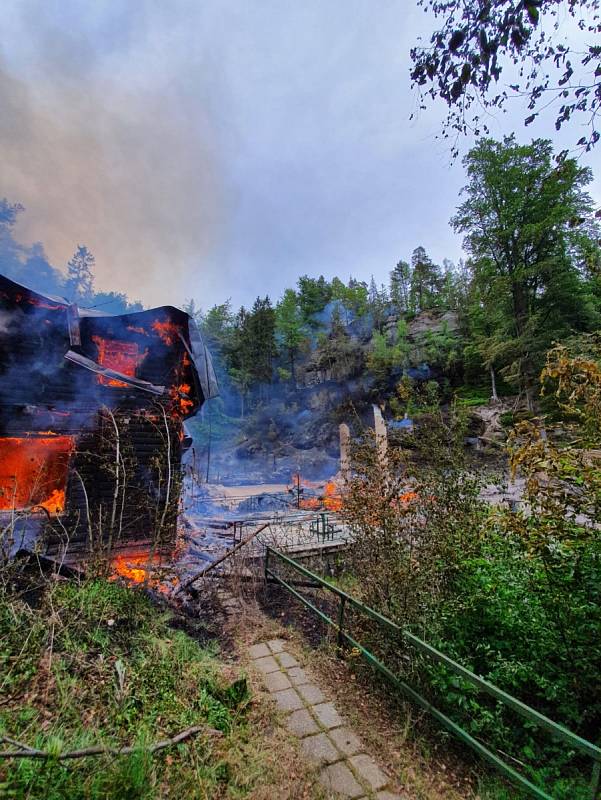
[249,638,405,799]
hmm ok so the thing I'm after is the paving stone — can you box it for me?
[349,754,388,791]
[263,671,292,692]
[267,638,286,653]
[285,709,320,737]
[273,688,304,712]
[300,732,341,765]
[248,643,271,659]
[319,762,364,798]
[253,655,280,674]
[296,682,325,705]
[329,727,363,756]
[311,702,344,729]
[287,666,309,685]
[276,652,299,668]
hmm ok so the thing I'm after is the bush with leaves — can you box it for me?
[339,348,600,797]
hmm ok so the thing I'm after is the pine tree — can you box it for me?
[228,307,254,417]
[66,245,95,303]
[368,276,388,332]
[247,296,276,388]
[409,246,442,313]
[390,260,411,313]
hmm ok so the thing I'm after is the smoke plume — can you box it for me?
[0,1,224,308]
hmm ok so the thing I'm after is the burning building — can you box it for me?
[0,273,217,559]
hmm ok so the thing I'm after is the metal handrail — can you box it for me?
[264,545,601,800]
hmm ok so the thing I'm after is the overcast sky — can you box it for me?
[1,0,599,310]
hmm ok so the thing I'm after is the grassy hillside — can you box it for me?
[0,574,315,799]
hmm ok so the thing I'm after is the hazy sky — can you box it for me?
[1,1,599,310]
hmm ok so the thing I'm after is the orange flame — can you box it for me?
[92,336,146,387]
[393,491,418,508]
[0,436,74,514]
[323,480,343,512]
[110,550,179,595]
[152,320,181,346]
[293,477,344,511]
[299,497,321,510]
[110,552,162,584]
[126,325,148,336]
[169,382,194,416]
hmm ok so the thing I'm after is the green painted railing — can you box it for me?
[264,545,601,800]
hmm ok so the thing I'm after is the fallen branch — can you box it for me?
[174,522,270,596]
[0,724,221,760]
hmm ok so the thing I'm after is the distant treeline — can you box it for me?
[0,199,142,315]
[187,136,601,415]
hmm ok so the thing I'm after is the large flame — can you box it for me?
[152,320,181,347]
[323,480,343,512]
[92,336,146,387]
[0,436,74,513]
[170,382,194,416]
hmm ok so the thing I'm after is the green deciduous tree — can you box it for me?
[296,275,332,324]
[331,277,369,323]
[275,289,306,386]
[454,136,599,408]
[410,0,601,154]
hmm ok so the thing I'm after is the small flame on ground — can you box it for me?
[290,474,344,512]
[110,550,180,595]
[110,551,163,584]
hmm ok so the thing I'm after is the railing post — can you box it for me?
[337,595,346,652]
[591,759,600,800]
[264,546,270,584]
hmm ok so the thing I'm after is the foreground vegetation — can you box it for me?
[0,576,306,799]
[336,342,601,799]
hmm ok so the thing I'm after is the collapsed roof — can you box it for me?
[0,272,218,417]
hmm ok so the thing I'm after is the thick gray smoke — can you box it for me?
[0,1,224,308]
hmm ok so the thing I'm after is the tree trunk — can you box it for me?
[489,364,498,403]
[511,281,535,411]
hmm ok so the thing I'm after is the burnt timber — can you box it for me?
[0,273,218,557]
